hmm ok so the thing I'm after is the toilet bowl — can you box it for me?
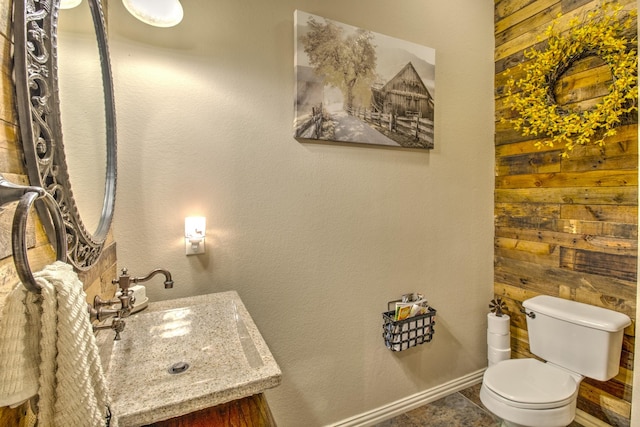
[479,296,630,427]
[480,359,582,427]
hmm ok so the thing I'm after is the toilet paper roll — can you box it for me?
[488,346,511,364]
[487,330,510,350]
[130,285,146,302]
[487,313,510,335]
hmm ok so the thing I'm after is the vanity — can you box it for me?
[102,291,282,426]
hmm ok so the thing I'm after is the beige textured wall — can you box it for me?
[109,0,495,425]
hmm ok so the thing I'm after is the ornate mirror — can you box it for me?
[13,0,117,270]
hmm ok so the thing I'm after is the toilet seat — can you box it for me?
[483,359,579,409]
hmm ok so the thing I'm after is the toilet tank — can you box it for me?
[523,295,631,381]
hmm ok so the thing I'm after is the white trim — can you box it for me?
[326,369,486,427]
[324,369,611,427]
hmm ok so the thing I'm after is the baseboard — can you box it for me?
[324,369,608,427]
[326,369,486,427]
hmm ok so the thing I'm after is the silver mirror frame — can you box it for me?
[13,0,117,270]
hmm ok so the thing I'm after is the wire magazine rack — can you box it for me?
[382,301,436,352]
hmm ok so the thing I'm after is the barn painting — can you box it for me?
[294,11,435,149]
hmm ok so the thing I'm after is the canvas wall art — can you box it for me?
[294,11,436,149]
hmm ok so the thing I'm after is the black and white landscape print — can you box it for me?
[294,11,435,149]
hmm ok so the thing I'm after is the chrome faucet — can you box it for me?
[123,267,174,289]
[90,267,174,340]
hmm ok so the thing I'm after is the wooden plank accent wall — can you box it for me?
[0,0,117,424]
[495,0,637,425]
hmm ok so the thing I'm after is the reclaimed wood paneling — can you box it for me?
[494,0,637,425]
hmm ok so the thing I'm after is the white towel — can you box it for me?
[0,284,40,406]
[0,261,109,426]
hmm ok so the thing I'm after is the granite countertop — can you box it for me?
[103,291,281,426]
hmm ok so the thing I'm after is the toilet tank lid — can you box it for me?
[523,296,631,332]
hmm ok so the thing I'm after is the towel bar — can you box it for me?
[0,177,67,293]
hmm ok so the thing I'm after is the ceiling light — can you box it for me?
[122,0,183,27]
[60,0,82,9]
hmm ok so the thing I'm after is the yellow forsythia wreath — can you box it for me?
[504,2,638,155]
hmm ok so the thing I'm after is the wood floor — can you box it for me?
[372,383,584,427]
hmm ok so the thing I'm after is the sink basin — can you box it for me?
[106,291,281,426]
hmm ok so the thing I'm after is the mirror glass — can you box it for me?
[13,0,117,270]
[58,1,107,235]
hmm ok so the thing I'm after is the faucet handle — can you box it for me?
[112,318,126,341]
[94,295,118,307]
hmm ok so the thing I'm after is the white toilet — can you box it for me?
[480,295,631,427]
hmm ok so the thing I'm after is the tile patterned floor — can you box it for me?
[372,383,584,427]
